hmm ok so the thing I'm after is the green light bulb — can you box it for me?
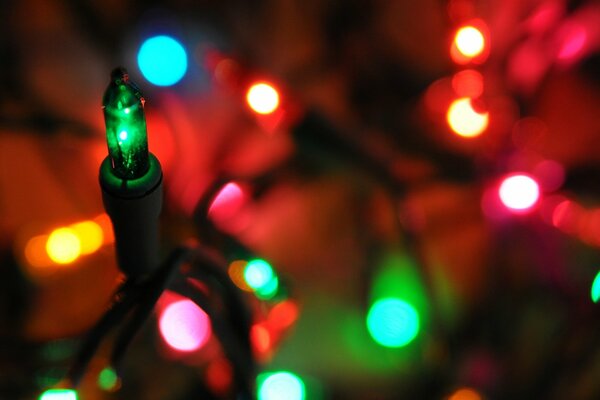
[38,388,78,400]
[102,67,149,180]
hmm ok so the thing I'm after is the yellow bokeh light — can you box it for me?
[446,97,489,138]
[46,227,81,264]
[246,83,280,115]
[70,220,104,255]
[455,26,485,58]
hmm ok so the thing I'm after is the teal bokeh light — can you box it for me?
[366,297,420,348]
[258,371,305,400]
[244,259,279,299]
[39,389,78,400]
[137,35,187,86]
[592,271,600,303]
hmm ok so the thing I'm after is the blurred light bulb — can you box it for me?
[159,299,211,352]
[246,83,280,115]
[455,26,485,57]
[447,97,489,137]
[498,174,540,212]
[46,228,81,264]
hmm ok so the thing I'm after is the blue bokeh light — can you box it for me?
[137,35,188,86]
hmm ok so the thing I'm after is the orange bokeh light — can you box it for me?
[446,97,489,137]
[251,323,272,355]
[22,214,113,268]
[448,387,482,400]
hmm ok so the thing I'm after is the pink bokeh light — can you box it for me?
[207,182,246,222]
[498,174,540,213]
[159,299,212,352]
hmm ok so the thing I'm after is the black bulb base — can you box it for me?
[99,154,163,278]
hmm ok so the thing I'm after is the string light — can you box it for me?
[208,182,246,222]
[45,228,81,265]
[98,367,120,392]
[451,22,489,65]
[498,174,540,212]
[38,389,78,400]
[454,26,485,58]
[244,259,279,300]
[448,387,482,400]
[246,82,280,115]
[159,299,212,352]
[23,215,112,268]
[137,35,188,86]
[367,297,420,348]
[103,68,150,179]
[258,371,306,400]
[446,97,489,137]
[69,221,104,255]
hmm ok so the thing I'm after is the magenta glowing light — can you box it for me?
[498,174,541,212]
[557,24,587,60]
[208,182,245,222]
[159,299,211,352]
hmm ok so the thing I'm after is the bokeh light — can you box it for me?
[25,234,52,267]
[38,389,78,400]
[205,357,233,395]
[70,221,103,255]
[366,297,420,348]
[138,35,188,86]
[448,387,482,400]
[533,160,565,192]
[452,69,484,98]
[244,259,279,299]
[208,182,245,222]
[592,271,600,303]
[258,371,306,400]
[552,199,582,233]
[447,97,489,137]
[97,367,119,392]
[557,23,587,61]
[246,83,280,115]
[498,174,540,212]
[454,26,485,58]
[159,299,211,352]
[251,323,272,355]
[268,300,299,331]
[228,260,253,291]
[46,228,81,264]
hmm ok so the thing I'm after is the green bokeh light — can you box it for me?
[244,259,279,298]
[256,275,279,300]
[592,271,600,303]
[38,389,78,400]
[103,69,149,180]
[98,367,119,391]
[367,298,420,348]
[258,371,305,400]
